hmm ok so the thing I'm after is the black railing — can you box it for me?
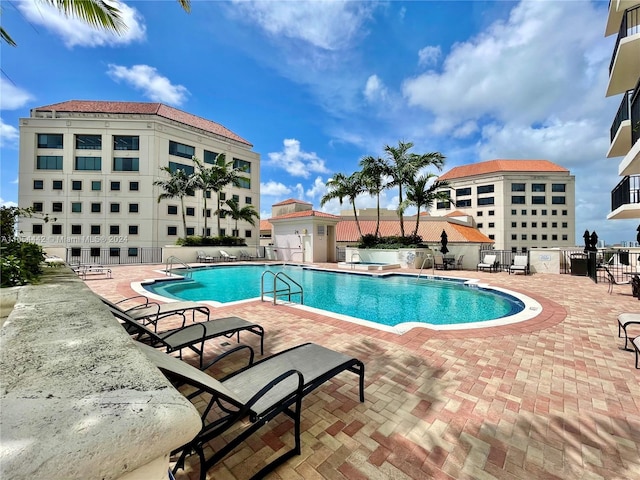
[631,78,640,145]
[610,89,632,142]
[609,5,640,74]
[611,175,640,212]
[66,247,162,265]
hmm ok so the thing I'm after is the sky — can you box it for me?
[0,0,637,246]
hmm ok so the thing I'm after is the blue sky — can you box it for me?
[1,0,637,245]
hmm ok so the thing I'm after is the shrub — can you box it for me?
[177,235,247,247]
[0,241,44,287]
[357,234,424,249]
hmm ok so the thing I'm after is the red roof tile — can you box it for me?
[259,220,272,231]
[270,210,340,221]
[272,198,312,207]
[445,210,470,217]
[336,219,493,243]
[439,159,568,180]
[32,100,252,146]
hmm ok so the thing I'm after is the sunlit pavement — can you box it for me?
[87,263,640,480]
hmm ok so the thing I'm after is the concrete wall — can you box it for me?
[0,268,201,479]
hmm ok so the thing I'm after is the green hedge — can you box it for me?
[1,241,44,287]
[357,234,425,249]
[176,235,247,247]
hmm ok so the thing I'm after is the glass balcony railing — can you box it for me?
[609,5,640,74]
[611,175,640,212]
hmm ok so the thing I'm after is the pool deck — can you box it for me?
[86,262,640,480]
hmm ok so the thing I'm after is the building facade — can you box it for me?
[606,1,640,220]
[435,159,576,251]
[18,101,260,259]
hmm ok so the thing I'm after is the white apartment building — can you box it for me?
[435,159,576,251]
[605,1,640,220]
[18,100,260,260]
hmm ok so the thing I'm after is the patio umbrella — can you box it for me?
[583,229,590,253]
[590,231,598,251]
[440,229,449,254]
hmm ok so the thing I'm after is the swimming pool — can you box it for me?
[140,264,541,333]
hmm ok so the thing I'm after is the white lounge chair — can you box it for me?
[196,250,214,263]
[509,255,529,275]
[477,254,498,272]
[219,250,237,261]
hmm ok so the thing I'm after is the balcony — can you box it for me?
[609,174,640,219]
[608,89,632,158]
[606,5,640,97]
[606,0,640,36]
[618,82,640,175]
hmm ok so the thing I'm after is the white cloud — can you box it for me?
[0,119,19,148]
[260,181,291,197]
[11,176,19,185]
[363,75,389,103]
[106,64,189,106]
[267,139,330,178]
[0,79,34,110]
[18,1,146,48]
[0,198,17,208]
[417,45,441,68]
[305,176,328,200]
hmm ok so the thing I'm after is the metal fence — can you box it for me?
[66,247,162,265]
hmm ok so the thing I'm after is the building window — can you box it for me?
[245,197,252,205]
[541,209,547,215]
[511,196,525,204]
[110,203,120,213]
[532,234,537,240]
[71,225,82,235]
[203,228,211,236]
[521,234,527,240]
[237,177,251,189]
[478,197,494,206]
[531,209,537,215]
[70,248,81,257]
[91,203,101,213]
[233,158,251,173]
[488,222,495,228]
[92,181,102,191]
[456,199,472,207]
[531,184,546,192]
[204,209,211,217]
[168,161,195,175]
[52,180,63,190]
[75,156,102,171]
[33,224,43,234]
[532,222,537,228]
[488,234,495,240]
[71,202,82,213]
[33,180,44,190]
[205,191,211,199]
[37,156,63,170]
[32,202,43,212]
[552,222,558,228]
[167,226,178,236]
[552,210,558,215]
[542,234,547,240]
[532,196,545,204]
[38,133,64,149]
[76,134,102,150]
[129,203,139,213]
[477,211,483,217]
[232,194,240,202]
[456,187,472,196]
[488,210,495,216]
[186,207,195,216]
[128,225,138,235]
[186,227,195,236]
[552,197,566,205]
[110,225,120,234]
[109,247,120,257]
[128,247,138,257]
[521,210,527,215]
[232,229,239,237]
[72,180,82,191]
[477,185,494,194]
[245,230,252,238]
[204,150,220,164]
[552,184,566,192]
[511,222,516,228]
[552,234,558,241]
[542,222,548,228]
[52,202,63,213]
[220,228,226,236]
[511,183,525,192]
[113,135,139,150]
[511,234,517,240]
[477,223,484,228]
[167,205,178,215]
[521,222,527,228]
[169,141,195,159]
[436,200,451,209]
[129,181,139,191]
[562,235,568,241]
[110,181,120,191]
[562,222,568,228]
[511,209,517,215]
[562,210,568,216]
[220,193,226,201]
[90,247,100,257]
[511,247,518,253]
[52,224,62,235]
[91,225,101,234]
[113,157,139,171]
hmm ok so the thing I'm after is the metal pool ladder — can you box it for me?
[261,270,304,305]
[166,256,193,278]
[416,253,434,282]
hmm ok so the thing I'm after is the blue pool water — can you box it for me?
[144,265,525,327]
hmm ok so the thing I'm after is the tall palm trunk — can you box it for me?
[352,202,363,238]
[398,184,405,237]
[180,197,188,238]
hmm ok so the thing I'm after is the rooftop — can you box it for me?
[439,159,569,181]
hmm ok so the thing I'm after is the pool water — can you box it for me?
[144,265,525,328]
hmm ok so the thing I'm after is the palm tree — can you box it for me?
[359,155,389,238]
[219,199,259,236]
[153,166,197,240]
[383,141,445,237]
[404,174,450,237]
[2,0,191,46]
[320,172,365,239]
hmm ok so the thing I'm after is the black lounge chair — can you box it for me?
[108,305,264,368]
[633,336,640,369]
[618,313,640,351]
[603,266,631,295]
[138,341,364,480]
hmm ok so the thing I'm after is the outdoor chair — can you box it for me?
[433,254,446,270]
[108,305,264,368]
[137,341,365,480]
[101,295,211,331]
[455,255,464,270]
[219,250,237,261]
[617,313,640,351]
[509,255,529,275]
[477,254,498,272]
[633,336,640,369]
[196,251,214,263]
[603,266,631,295]
[239,249,256,261]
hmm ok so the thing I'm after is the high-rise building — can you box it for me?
[18,100,260,259]
[605,1,640,220]
[435,159,576,251]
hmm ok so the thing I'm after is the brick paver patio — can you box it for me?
[86,263,640,480]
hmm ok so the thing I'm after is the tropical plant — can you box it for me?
[219,199,259,235]
[1,0,191,46]
[320,172,365,239]
[359,155,389,238]
[403,174,450,236]
[383,141,445,237]
[153,166,198,240]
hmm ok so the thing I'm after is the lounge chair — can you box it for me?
[196,250,214,263]
[477,254,498,272]
[109,305,264,368]
[219,250,237,261]
[102,295,211,331]
[137,341,364,480]
[509,255,529,275]
[633,336,640,369]
[433,255,446,270]
[239,249,256,261]
[604,266,631,295]
[455,255,464,270]
[617,313,640,351]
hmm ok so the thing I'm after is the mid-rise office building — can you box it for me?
[18,100,260,260]
[436,159,576,251]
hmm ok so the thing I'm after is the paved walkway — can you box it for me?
[86,263,640,480]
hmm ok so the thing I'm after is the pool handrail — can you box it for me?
[261,270,304,305]
[166,256,193,278]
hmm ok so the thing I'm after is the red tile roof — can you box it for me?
[336,219,493,243]
[259,219,272,231]
[445,210,470,217]
[270,210,340,221]
[32,100,252,146]
[272,198,312,207]
[439,159,568,180]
